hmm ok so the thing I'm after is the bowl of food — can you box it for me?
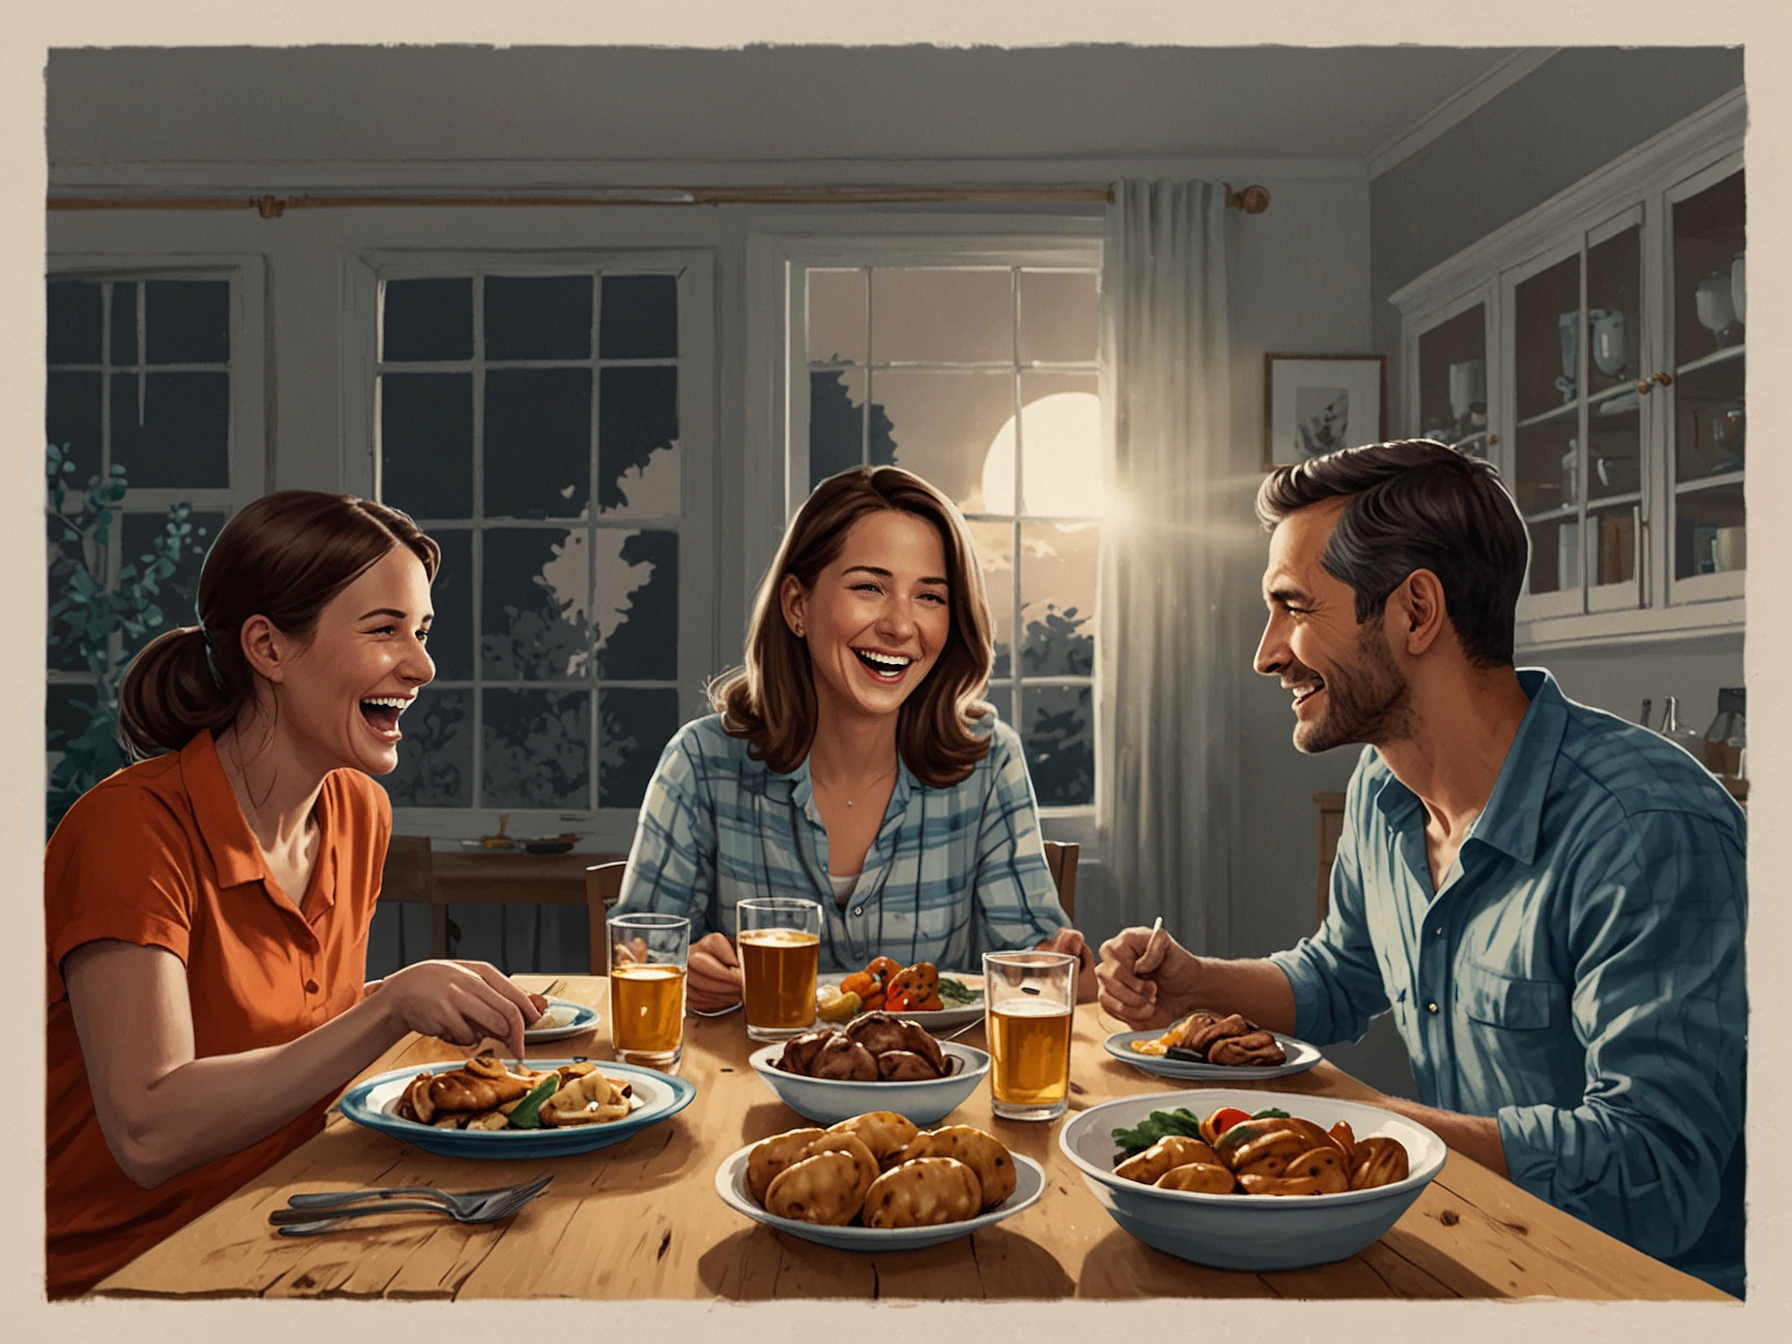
[1059,1088,1447,1271]
[749,1012,990,1126]
[715,1115,1044,1252]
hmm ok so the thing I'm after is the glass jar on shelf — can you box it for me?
[1416,302,1489,456]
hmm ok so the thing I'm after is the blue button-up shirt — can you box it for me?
[1270,669,1747,1296]
[612,712,1070,973]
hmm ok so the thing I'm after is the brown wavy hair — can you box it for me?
[117,491,440,759]
[711,466,995,786]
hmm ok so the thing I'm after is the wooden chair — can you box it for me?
[1042,840,1079,922]
[585,861,628,974]
[380,835,441,963]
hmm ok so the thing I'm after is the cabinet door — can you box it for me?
[1582,207,1647,614]
[1663,155,1745,608]
[1413,287,1494,459]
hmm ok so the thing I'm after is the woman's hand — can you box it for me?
[687,931,744,1013]
[374,960,547,1060]
[1035,927,1099,1002]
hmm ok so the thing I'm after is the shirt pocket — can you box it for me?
[1457,960,1555,1031]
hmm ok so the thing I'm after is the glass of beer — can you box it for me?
[606,912,690,1071]
[982,950,1076,1121]
[736,897,822,1042]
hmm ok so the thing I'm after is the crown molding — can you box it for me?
[1367,48,1562,181]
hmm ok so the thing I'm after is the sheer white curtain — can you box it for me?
[1097,179,1244,953]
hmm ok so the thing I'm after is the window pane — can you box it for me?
[871,369,1012,513]
[1017,374,1100,517]
[597,366,678,515]
[966,519,1014,678]
[807,269,866,364]
[485,275,592,361]
[109,371,229,489]
[871,269,1012,364]
[809,368,868,489]
[426,528,474,681]
[600,274,678,359]
[119,508,223,658]
[1019,521,1097,677]
[481,527,590,680]
[144,280,229,365]
[383,278,472,362]
[484,688,591,809]
[1021,685,1093,807]
[382,688,473,807]
[600,687,679,810]
[596,529,678,681]
[46,371,102,483]
[381,372,474,519]
[1017,270,1098,365]
[46,517,88,673]
[485,368,592,519]
[110,282,138,365]
[47,281,101,364]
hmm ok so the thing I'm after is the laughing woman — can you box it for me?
[44,492,546,1298]
[612,465,1094,1013]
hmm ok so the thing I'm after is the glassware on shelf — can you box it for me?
[1658,696,1706,761]
[1556,310,1580,402]
[1589,308,1628,378]
[1694,271,1735,349]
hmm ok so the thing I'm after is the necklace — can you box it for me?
[812,761,896,809]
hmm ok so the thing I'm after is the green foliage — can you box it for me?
[45,442,209,836]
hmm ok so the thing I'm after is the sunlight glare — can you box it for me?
[981,391,1104,519]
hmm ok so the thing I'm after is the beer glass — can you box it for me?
[982,950,1076,1121]
[736,897,822,1042]
[606,912,690,1070]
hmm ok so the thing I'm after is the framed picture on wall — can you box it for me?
[1263,354,1387,470]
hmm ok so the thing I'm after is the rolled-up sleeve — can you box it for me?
[614,728,721,939]
[1268,759,1392,1047]
[970,726,1069,954]
[1496,808,1746,1263]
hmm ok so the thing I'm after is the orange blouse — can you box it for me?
[44,731,389,1298]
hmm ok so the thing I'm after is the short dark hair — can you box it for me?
[1255,439,1529,668]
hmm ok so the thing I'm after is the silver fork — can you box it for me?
[272,1174,552,1233]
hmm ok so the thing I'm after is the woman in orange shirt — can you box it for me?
[45,490,546,1298]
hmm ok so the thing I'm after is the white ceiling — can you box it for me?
[47,45,1536,170]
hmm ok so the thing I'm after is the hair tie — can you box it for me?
[196,623,225,690]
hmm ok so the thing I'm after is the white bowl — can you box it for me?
[1059,1088,1447,1272]
[748,1041,990,1127]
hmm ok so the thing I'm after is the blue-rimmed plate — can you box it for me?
[1102,1028,1322,1081]
[525,998,601,1043]
[714,1141,1045,1251]
[340,1059,695,1159]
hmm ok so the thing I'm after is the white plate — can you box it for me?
[817,971,984,1032]
[1102,1027,1322,1081]
[524,997,601,1043]
[714,1141,1045,1252]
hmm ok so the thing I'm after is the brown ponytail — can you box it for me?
[116,491,439,759]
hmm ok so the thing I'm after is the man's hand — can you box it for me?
[687,930,744,1014]
[1036,928,1099,1002]
[1096,925,1205,1028]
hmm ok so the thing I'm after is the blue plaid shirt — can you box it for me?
[1271,669,1747,1296]
[613,712,1070,973]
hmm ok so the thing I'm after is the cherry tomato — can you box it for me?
[1208,1107,1252,1136]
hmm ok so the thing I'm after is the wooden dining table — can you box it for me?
[93,974,1731,1302]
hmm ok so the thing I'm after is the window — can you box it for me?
[45,264,265,825]
[368,259,713,837]
[781,243,1104,809]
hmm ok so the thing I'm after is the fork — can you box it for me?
[271,1177,551,1235]
[278,1174,553,1220]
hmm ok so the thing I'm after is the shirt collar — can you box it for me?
[783,748,916,821]
[1367,668,1565,867]
[179,730,268,889]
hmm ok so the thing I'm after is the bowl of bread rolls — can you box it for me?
[715,1111,1045,1251]
[749,1010,990,1126]
[1059,1088,1447,1271]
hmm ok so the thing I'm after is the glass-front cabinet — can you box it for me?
[1394,96,1744,649]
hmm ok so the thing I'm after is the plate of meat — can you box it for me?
[1103,1010,1321,1081]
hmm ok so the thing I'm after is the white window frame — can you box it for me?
[745,218,1105,851]
[342,248,718,851]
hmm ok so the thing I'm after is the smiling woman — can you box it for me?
[44,490,550,1298]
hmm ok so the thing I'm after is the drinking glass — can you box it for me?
[606,912,690,1071]
[736,897,822,1042]
[982,950,1077,1121]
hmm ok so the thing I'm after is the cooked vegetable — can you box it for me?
[1110,1107,1207,1157]
[817,984,863,1023]
[505,1073,562,1130]
[1198,1106,1253,1145]
[936,978,978,1007]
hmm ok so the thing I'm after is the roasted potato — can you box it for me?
[1349,1135,1410,1190]
[766,1150,876,1226]
[862,1157,982,1228]
[794,1132,880,1196]
[1155,1162,1237,1194]
[902,1126,1017,1209]
[1279,1146,1350,1194]
[540,1070,633,1127]
[1115,1135,1222,1185]
[827,1112,921,1171]
[746,1127,827,1204]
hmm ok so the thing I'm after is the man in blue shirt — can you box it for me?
[1096,440,1746,1297]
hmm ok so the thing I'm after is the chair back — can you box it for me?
[1041,840,1079,922]
[585,861,628,973]
[380,836,436,964]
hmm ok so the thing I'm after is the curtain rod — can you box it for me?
[48,183,1270,216]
